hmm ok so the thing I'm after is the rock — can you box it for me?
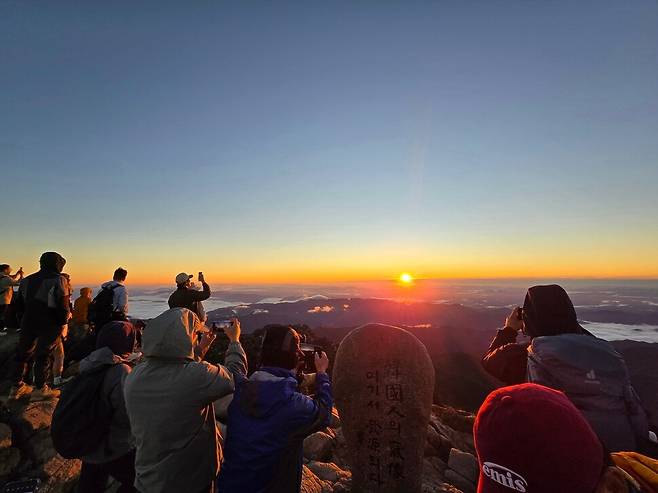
[448,448,478,484]
[0,446,21,476]
[301,464,333,493]
[422,456,448,491]
[329,407,341,429]
[10,400,58,436]
[41,455,81,493]
[425,423,445,457]
[304,431,334,461]
[333,324,435,493]
[432,405,475,434]
[0,422,12,448]
[445,469,476,493]
[307,461,351,482]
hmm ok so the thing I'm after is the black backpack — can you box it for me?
[51,364,115,458]
[88,285,118,328]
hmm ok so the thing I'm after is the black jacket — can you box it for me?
[15,252,71,330]
[168,282,211,320]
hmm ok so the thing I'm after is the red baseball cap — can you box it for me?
[474,383,604,493]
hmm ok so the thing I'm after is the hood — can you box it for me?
[523,284,584,338]
[80,346,126,373]
[142,308,205,360]
[101,280,122,289]
[39,252,66,273]
[236,367,299,418]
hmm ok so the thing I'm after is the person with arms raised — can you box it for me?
[123,308,246,493]
[218,324,333,493]
[168,271,211,322]
[0,263,23,335]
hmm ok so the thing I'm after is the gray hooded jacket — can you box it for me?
[123,308,247,493]
[79,347,134,464]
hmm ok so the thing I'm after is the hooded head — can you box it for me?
[96,320,136,356]
[80,287,92,298]
[260,324,303,370]
[474,383,605,493]
[522,284,583,338]
[39,252,66,273]
[142,308,207,360]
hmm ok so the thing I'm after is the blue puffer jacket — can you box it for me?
[217,367,333,493]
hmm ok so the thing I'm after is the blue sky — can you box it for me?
[2,1,657,282]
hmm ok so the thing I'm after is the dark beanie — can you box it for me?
[96,321,136,356]
[522,284,583,338]
[260,325,301,370]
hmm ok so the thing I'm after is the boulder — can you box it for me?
[0,446,20,477]
[307,461,351,483]
[0,421,12,448]
[329,407,341,429]
[301,464,333,493]
[304,431,334,461]
[445,469,476,493]
[448,448,478,484]
[333,324,435,493]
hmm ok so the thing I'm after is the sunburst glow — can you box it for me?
[399,273,413,284]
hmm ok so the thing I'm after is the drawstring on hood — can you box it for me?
[142,308,206,360]
[39,252,66,273]
[522,284,584,338]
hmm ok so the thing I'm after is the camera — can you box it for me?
[299,342,323,373]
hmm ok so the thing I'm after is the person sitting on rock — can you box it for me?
[474,383,655,493]
[123,308,246,493]
[8,252,71,400]
[168,271,211,322]
[481,284,588,384]
[218,324,333,493]
[78,320,139,493]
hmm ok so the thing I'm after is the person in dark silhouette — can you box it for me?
[481,284,587,384]
[8,252,71,400]
[218,324,332,493]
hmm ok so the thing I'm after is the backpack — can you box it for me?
[88,284,118,328]
[527,333,650,452]
[51,364,115,458]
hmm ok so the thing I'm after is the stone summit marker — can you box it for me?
[333,323,435,493]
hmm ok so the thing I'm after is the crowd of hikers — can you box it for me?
[1,253,657,492]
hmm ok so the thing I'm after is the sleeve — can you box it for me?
[191,282,211,302]
[193,342,248,404]
[286,373,334,440]
[109,365,131,427]
[115,286,128,314]
[14,279,26,321]
[54,276,72,326]
[481,327,528,385]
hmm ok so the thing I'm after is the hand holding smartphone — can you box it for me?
[198,271,205,283]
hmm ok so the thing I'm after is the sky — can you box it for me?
[2,1,658,284]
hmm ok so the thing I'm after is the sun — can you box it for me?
[399,273,413,284]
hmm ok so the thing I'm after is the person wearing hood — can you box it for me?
[78,320,138,493]
[8,252,71,400]
[123,308,247,493]
[217,324,333,493]
[481,284,588,385]
[100,267,129,320]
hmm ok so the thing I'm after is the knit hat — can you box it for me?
[96,320,136,356]
[522,284,584,337]
[474,383,604,493]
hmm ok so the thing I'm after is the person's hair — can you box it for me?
[0,264,9,273]
[80,287,92,296]
[113,267,128,281]
[260,324,301,370]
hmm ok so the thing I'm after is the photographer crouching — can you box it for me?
[218,324,333,493]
